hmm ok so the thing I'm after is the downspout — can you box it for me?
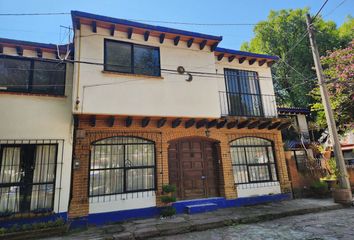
[74,27,82,111]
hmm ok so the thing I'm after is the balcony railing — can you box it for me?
[219,91,278,118]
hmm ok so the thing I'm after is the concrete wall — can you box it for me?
[73,25,220,118]
[0,48,74,214]
[296,114,309,136]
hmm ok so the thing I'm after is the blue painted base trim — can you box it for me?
[185,203,218,214]
[69,193,292,227]
[0,212,67,228]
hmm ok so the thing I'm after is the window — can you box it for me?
[104,39,160,77]
[291,150,308,171]
[230,137,278,184]
[89,137,155,197]
[224,69,263,116]
[0,56,66,95]
[0,144,57,215]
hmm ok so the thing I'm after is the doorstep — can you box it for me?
[46,198,345,240]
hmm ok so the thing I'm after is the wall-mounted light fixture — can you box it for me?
[73,158,80,169]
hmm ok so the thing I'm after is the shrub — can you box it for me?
[162,184,176,193]
[310,180,330,198]
[160,206,176,217]
[160,196,176,204]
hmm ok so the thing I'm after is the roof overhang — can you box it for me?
[0,37,72,56]
[215,47,279,67]
[277,107,310,115]
[71,11,223,51]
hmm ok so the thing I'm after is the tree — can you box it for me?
[310,40,354,133]
[338,15,354,44]
[241,8,343,107]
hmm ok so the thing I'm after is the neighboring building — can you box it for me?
[0,38,73,226]
[0,11,293,227]
[69,11,291,225]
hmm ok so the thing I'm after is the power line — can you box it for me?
[311,0,329,23]
[324,0,347,17]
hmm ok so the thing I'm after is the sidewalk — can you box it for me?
[48,199,344,240]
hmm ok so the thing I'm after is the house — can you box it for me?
[68,11,292,226]
[0,10,293,227]
[0,38,73,226]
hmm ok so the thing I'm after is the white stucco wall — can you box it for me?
[89,191,156,214]
[0,51,74,214]
[73,25,220,118]
[215,60,277,117]
[236,182,281,197]
[297,114,309,135]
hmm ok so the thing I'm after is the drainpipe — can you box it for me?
[74,28,82,111]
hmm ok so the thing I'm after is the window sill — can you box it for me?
[102,70,164,79]
[0,91,67,99]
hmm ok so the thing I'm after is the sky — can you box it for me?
[0,0,353,50]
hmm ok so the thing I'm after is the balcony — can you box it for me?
[219,91,278,118]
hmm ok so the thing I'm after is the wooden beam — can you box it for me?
[258,60,266,66]
[157,118,167,128]
[217,54,224,61]
[107,116,115,127]
[277,121,292,130]
[187,38,194,48]
[159,33,165,44]
[210,42,218,52]
[16,46,23,56]
[90,116,96,127]
[174,36,180,46]
[196,119,208,129]
[75,18,81,30]
[0,45,3,54]
[258,120,272,129]
[228,55,235,62]
[141,117,150,128]
[125,116,132,127]
[268,121,281,130]
[185,119,195,128]
[226,121,237,129]
[36,48,42,58]
[127,28,133,39]
[144,31,150,41]
[110,24,115,36]
[216,119,227,129]
[199,40,207,50]
[238,57,246,64]
[237,119,251,129]
[249,58,256,65]
[172,118,182,128]
[267,61,275,67]
[91,21,97,33]
[247,120,261,129]
[207,119,218,128]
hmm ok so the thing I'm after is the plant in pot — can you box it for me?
[160,184,177,218]
[324,157,353,204]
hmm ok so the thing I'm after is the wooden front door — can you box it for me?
[168,138,219,200]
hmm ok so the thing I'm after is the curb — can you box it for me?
[112,203,345,240]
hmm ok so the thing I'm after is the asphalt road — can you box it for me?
[151,208,354,240]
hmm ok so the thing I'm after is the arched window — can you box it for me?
[230,137,278,184]
[89,137,155,197]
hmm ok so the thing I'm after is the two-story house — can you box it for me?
[68,11,292,225]
[0,38,73,226]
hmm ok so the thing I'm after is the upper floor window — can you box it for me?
[0,56,66,96]
[104,39,161,77]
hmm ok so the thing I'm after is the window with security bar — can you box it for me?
[89,137,156,197]
[0,144,57,215]
[230,137,278,184]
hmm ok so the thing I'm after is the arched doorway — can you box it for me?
[168,137,220,200]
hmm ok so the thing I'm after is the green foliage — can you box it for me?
[0,218,66,235]
[160,206,177,217]
[310,180,330,198]
[0,228,6,235]
[160,195,176,203]
[338,15,354,44]
[162,184,176,193]
[310,41,354,132]
[241,8,352,109]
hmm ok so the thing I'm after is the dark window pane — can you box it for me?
[0,58,31,92]
[32,61,65,95]
[105,41,132,73]
[134,46,160,76]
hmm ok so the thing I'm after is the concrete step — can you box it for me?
[185,203,218,214]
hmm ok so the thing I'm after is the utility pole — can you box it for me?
[306,14,352,195]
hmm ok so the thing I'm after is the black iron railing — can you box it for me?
[219,91,277,117]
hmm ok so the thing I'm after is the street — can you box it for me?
[152,208,354,240]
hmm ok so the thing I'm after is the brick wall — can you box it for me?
[68,115,291,219]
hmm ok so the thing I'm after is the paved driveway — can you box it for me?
[152,208,354,240]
